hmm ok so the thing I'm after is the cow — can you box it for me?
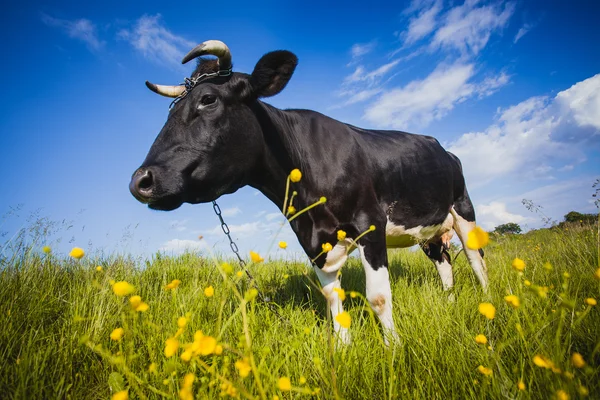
[129,40,488,345]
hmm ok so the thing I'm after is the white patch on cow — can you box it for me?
[434,258,454,291]
[450,207,489,289]
[313,265,350,345]
[321,239,354,273]
[385,213,453,248]
[358,245,398,346]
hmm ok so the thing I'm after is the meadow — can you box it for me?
[0,220,598,399]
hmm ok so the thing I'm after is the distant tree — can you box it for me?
[493,222,522,235]
[563,211,597,224]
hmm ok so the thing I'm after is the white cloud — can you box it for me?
[449,74,600,188]
[159,239,206,253]
[117,14,195,70]
[221,207,241,217]
[41,13,104,51]
[363,62,509,129]
[475,201,527,230]
[514,23,533,44]
[403,0,443,45]
[431,0,515,56]
[350,41,377,60]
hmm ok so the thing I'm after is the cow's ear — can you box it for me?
[250,51,298,98]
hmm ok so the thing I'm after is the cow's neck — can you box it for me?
[248,101,315,211]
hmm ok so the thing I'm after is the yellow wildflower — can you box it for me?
[215,345,223,355]
[277,377,292,391]
[236,271,243,278]
[244,288,259,301]
[165,279,181,290]
[235,359,252,378]
[289,169,302,182]
[533,354,553,369]
[273,396,280,400]
[42,246,51,254]
[578,386,589,396]
[177,316,188,328]
[221,262,233,275]
[544,262,553,271]
[279,241,288,249]
[556,390,569,400]
[350,291,358,298]
[505,295,520,309]
[111,391,128,400]
[164,338,179,357]
[512,258,525,272]
[517,380,525,391]
[322,242,333,253]
[112,281,135,297]
[524,280,531,286]
[466,226,489,250]
[475,334,487,344]
[563,272,571,279]
[477,365,493,376]
[585,298,596,306]
[369,225,376,231]
[148,363,157,373]
[96,266,103,272]
[287,205,296,215]
[333,287,346,301]
[220,382,237,397]
[129,295,149,312]
[110,327,124,341]
[204,286,214,297]
[337,230,347,241]
[595,268,600,280]
[478,303,496,319]
[179,373,194,400]
[196,335,217,355]
[335,311,351,328]
[299,376,306,384]
[180,350,192,362]
[250,251,264,263]
[69,247,85,259]
[571,352,586,368]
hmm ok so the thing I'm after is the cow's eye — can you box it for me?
[200,94,217,106]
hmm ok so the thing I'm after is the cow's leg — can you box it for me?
[357,228,398,346]
[314,241,351,344]
[421,240,454,292]
[450,201,488,290]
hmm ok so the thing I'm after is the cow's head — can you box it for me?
[129,40,298,210]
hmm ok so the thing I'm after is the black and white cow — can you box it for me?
[130,40,488,344]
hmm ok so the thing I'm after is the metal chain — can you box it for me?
[212,200,290,325]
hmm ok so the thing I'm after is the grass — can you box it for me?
[0,222,598,399]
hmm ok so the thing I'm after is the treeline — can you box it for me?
[493,211,598,235]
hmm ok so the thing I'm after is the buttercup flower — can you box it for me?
[96,266,103,272]
[585,298,596,306]
[322,242,333,253]
[250,251,264,263]
[517,380,525,391]
[512,258,526,272]
[335,311,351,328]
[196,334,217,355]
[466,227,489,250]
[287,205,296,215]
[204,286,214,297]
[165,338,179,357]
[556,390,569,400]
[477,365,493,376]
[69,247,85,259]
[289,169,302,182]
[369,225,376,231]
[478,303,496,319]
[221,263,233,275]
[110,328,124,341]
[533,354,553,369]
[277,377,292,391]
[244,288,259,302]
[333,287,346,301]
[42,246,51,254]
[571,352,586,368]
[129,295,149,312]
[475,334,487,344]
[112,281,135,297]
[179,373,195,400]
[177,316,188,328]
[337,230,347,241]
[595,268,600,280]
[111,391,128,400]
[505,295,520,309]
[279,241,287,249]
[236,271,244,278]
[235,359,252,378]
[319,196,327,203]
[165,279,181,290]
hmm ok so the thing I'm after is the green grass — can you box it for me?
[0,223,598,399]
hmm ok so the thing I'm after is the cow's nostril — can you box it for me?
[138,170,153,191]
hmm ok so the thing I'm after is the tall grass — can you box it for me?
[0,222,598,399]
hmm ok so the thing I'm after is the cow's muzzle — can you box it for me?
[129,167,155,203]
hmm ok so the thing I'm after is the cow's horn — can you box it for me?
[145,81,186,98]
[181,40,232,70]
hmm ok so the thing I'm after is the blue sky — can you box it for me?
[1,0,599,259]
